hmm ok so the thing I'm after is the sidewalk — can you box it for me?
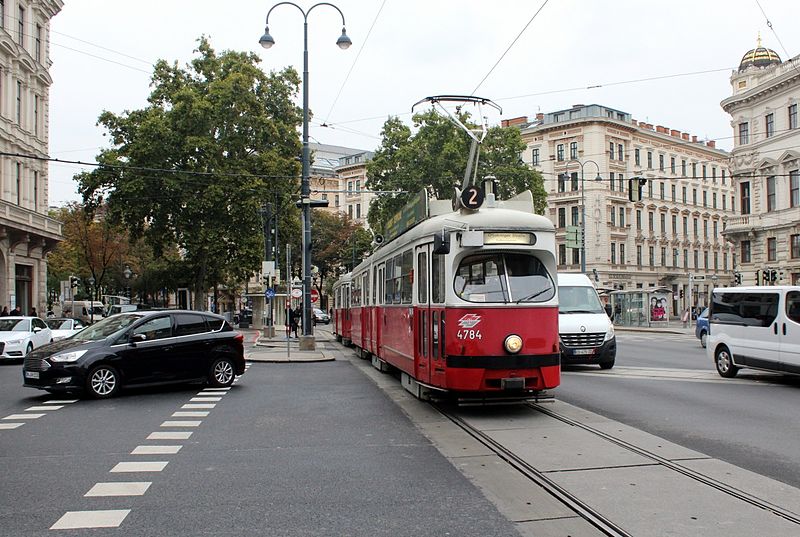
[614,323,696,336]
[238,324,337,363]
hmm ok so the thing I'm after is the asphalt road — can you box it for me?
[557,332,800,488]
[0,356,520,536]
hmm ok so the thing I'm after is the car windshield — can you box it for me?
[46,319,72,330]
[558,286,605,314]
[454,252,555,304]
[72,313,143,341]
[0,319,29,331]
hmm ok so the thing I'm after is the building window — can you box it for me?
[671,184,676,202]
[532,148,539,166]
[649,246,655,267]
[722,194,727,211]
[766,113,774,138]
[16,162,21,205]
[348,205,353,218]
[702,165,707,180]
[618,174,624,192]
[673,248,679,267]
[0,1,4,31]
[33,95,39,136]
[703,220,708,239]
[648,180,653,198]
[740,181,751,214]
[557,144,564,161]
[712,192,717,209]
[571,206,579,226]
[692,188,697,205]
[682,186,687,204]
[704,251,709,270]
[558,173,566,193]
[661,247,667,267]
[792,235,800,259]
[571,172,579,192]
[712,167,717,182]
[356,204,361,219]
[703,190,707,207]
[659,182,665,200]
[33,170,38,209]
[693,218,698,237]
[617,143,623,161]
[683,249,689,269]
[636,210,642,230]
[609,142,615,160]
[569,141,577,159]
[610,207,616,227]
[681,159,687,176]
[558,244,566,265]
[671,214,677,235]
[692,162,697,178]
[637,245,642,266]
[722,169,727,185]
[620,244,625,265]
[335,194,340,207]
[767,176,776,212]
[572,247,580,265]
[791,170,800,208]
[741,240,751,263]
[790,104,798,130]
[724,252,728,271]
[647,151,653,169]
[609,171,615,191]
[355,179,361,191]
[660,213,666,234]
[558,207,566,228]
[693,250,699,269]
[611,243,616,265]
[659,154,664,171]
[671,157,676,174]
[738,122,749,145]
[619,207,625,227]
[17,6,23,46]
[35,24,42,62]
[16,80,22,124]
[635,148,640,166]
[767,237,777,262]
[683,216,688,236]
[648,211,654,232]
[713,221,718,238]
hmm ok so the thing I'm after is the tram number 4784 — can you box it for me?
[457,329,482,340]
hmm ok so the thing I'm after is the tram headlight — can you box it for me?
[504,334,523,354]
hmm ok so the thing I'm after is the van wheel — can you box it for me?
[715,346,739,378]
[700,331,707,348]
[599,358,615,370]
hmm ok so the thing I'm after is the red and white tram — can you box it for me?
[333,183,560,401]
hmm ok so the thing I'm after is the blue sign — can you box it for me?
[265,288,275,299]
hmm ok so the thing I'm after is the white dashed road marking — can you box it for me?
[131,445,182,455]
[160,420,201,428]
[50,509,131,530]
[147,431,193,440]
[110,461,169,473]
[85,482,152,497]
[190,397,222,402]
[26,405,64,411]
[181,403,215,409]
[43,399,78,404]
[4,413,45,420]
[0,423,24,430]
[172,411,209,417]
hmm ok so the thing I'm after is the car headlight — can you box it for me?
[504,334,523,354]
[49,350,88,363]
[604,324,615,342]
[7,339,23,345]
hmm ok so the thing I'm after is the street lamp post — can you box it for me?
[123,265,132,301]
[260,2,351,350]
[88,277,96,324]
[559,159,603,274]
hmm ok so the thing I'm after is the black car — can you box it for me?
[22,310,245,398]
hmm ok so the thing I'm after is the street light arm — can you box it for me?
[307,2,348,25]
[264,1,306,24]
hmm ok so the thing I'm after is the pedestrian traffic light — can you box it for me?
[628,177,647,202]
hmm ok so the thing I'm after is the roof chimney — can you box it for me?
[656,125,668,134]
[706,140,716,148]
[535,113,544,121]
[500,116,528,128]
[670,129,681,137]
[681,133,690,140]
[692,135,698,143]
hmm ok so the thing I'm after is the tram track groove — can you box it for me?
[527,402,800,527]
[433,403,634,537]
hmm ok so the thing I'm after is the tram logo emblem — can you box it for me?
[458,314,482,329]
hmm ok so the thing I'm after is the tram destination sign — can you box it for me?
[383,189,429,243]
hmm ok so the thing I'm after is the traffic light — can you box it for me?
[734,272,742,285]
[770,269,778,283]
[70,276,80,288]
[628,177,647,202]
[679,289,684,298]
[762,270,770,286]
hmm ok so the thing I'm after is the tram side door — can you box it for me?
[415,245,431,384]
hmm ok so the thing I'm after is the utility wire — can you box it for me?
[471,0,551,95]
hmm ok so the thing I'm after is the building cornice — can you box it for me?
[722,63,800,113]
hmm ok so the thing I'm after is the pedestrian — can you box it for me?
[681,307,690,328]
[29,307,37,317]
[288,307,299,339]
[292,306,301,338]
[10,305,21,316]
[0,306,7,317]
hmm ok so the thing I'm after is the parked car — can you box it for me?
[61,300,105,324]
[695,307,709,347]
[23,310,245,398]
[313,308,330,325]
[46,318,87,342]
[0,317,52,360]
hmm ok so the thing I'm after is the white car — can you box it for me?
[45,317,87,342]
[0,317,52,359]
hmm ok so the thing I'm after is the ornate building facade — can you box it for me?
[721,39,800,285]
[517,103,735,314]
[0,0,63,314]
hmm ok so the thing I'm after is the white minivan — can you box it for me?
[707,286,800,378]
[557,273,616,369]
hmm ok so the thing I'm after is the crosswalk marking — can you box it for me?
[131,445,182,455]
[147,431,192,440]
[0,423,24,430]
[172,411,209,418]
[4,413,44,420]
[160,420,201,428]
[50,510,131,530]
[110,461,169,473]
[84,482,151,497]
[181,403,215,409]
[25,405,64,411]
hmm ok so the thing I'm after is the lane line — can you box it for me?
[84,482,151,497]
[0,423,24,430]
[172,411,209,417]
[26,405,64,411]
[110,461,169,473]
[4,413,45,420]
[131,445,182,455]
[50,509,130,530]
[160,420,201,428]
[181,404,215,409]
[147,431,192,440]
[190,397,221,402]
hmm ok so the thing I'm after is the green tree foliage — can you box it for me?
[366,109,545,232]
[78,37,302,308]
[311,211,372,293]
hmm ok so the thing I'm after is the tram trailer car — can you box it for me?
[333,188,560,401]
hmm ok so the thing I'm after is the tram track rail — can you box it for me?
[527,402,800,527]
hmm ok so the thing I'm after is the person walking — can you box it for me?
[0,306,8,317]
[292,306,301,338]
[288,306,299,339]
[29,307,38,318]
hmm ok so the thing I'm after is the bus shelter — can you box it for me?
[610,288,672,327]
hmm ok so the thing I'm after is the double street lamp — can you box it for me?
[260,2,351,348]
[559,159,602,274]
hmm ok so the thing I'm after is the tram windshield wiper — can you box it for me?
[515,287,553,304]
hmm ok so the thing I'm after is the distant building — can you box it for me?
[517,103,735,314]
[0,1,63,314]
[307,143,375,227]
[335,150,374,227]
[720,38,800,285]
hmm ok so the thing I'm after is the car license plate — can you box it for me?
[24,371,39,379]
[573,349,595,355]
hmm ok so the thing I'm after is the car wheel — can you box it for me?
[715,346,739,378]
[700,331,707,348]
[25,342,33,356]
[209,358,235,387]
[86,365,120,398]
[599,358,615,370]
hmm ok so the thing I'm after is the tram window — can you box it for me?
[377,266,384,305]
[432,311,438,359]
[455,253,555,303]
[385,259,394,303]
[401,250,413,304]
[372,269,377,305]
[418,252,428,303]
[432,254,445,303]
[392,254,403,304]
[420,311,427,356]
[363,273,370,306]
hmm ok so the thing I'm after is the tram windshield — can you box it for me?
[454,253,555,303]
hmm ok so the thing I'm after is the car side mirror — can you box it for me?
[130,333,147,344]
[33,327,42,333]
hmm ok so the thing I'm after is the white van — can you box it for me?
[557,273,616,369]
[61,301,105,324]
[707,286,800,378]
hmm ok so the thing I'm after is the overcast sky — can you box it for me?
[46,0,800,206]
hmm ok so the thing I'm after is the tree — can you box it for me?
[79,37,303,309]
[366,109,545,232]
[311,211,372,295]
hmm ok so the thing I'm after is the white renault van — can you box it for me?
[707,286,800,378]
[557,273,616,369]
